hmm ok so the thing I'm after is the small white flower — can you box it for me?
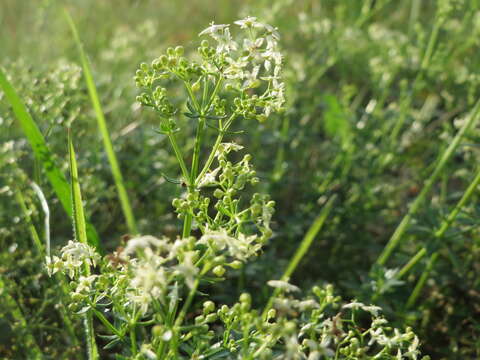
[173,251,199,289]
[267,280,300,293]
[75,275,98,293]
[297,299,320,311]
[215,142,244,157]
[57,240,100,278]
[342,300,365,311]
[362,304,382,316]
[199,22,229,37]
[123,235,169,256]
[197,167,220,188]
[234,16,264,29]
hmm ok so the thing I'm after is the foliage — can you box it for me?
[1,0,480,359]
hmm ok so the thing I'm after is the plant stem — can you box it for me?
[167,132,191,185]
[398,248,427,279]
[406,252,439,308]
[196,113,236,184]
[375,99,480,266]
[262,195,337,318]
[84,312,99,360]
[130,325,137,356]
[182,117,205,238]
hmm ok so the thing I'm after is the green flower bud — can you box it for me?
[159,55,168,66]
[239,293,251,305]
[213,189,224,198]
[191,79,201,92]
[267,308,276,320]
[175,46,184,56]
[152,325,164,337]
[213,265,226,277]
[228,260,243,269]
[203,301,215,314]
[195,315,205,324]
[205,313,217,323]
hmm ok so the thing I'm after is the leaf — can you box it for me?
[65,10,138,235]
[0,67,101,250]
[67,128,88,246]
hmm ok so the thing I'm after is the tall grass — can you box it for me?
[65,11,138,235]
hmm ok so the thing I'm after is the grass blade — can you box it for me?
[68,128,88,245]
[65,10,138,234]
[262,195,337,317]
[67,128,99,360]
[0,68,100,249]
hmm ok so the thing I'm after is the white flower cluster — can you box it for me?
[112,235,200,315]
[199,228,261,261]
[199,16,285,119]
[46,240,100,278]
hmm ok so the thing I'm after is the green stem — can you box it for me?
[262,195,337,318]
[174,262,212,328]
[398,248,427,279]
[196,113,236,184]
[130,325,137,356]
[84,312,99,360]
[375,99,480,266]
[406,252,439,308]
[190,118,206,183]
[167,132,191,185]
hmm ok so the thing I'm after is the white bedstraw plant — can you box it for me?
[46,17,425,359]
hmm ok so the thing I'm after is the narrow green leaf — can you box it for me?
[65,10,138,234]
[67,128,88,245]
[0,67,100,249]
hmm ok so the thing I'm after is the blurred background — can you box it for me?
[1,0,480,358]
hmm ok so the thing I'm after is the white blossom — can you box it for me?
[267,280,300,293]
